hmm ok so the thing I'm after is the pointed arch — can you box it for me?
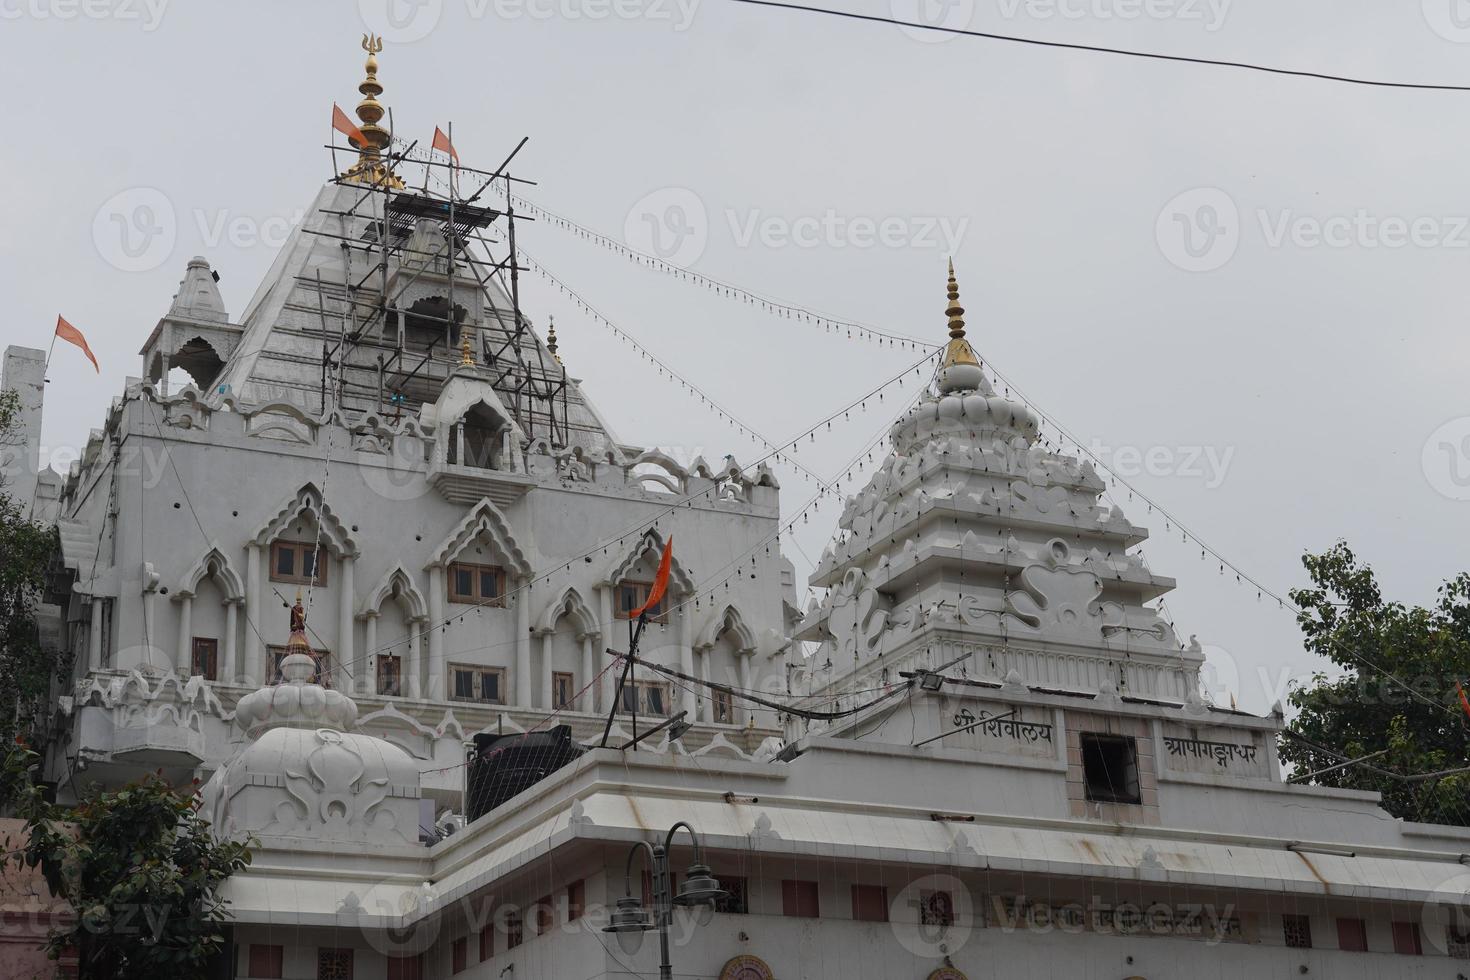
[176,542,245,601]
[696,603,758,653]
[360,564,429,622]
[426,497,532,578]
[250,482,358,557]
[602,528,694,596]
[535,586,601,639]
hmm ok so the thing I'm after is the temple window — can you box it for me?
[248,944,284,978]
[1080,733,1141,804]
[316,948,353,980]
[1392,921,1423,955]
[1282,913,1313,949]
[781,880,820,918]
[377,655,402,696]
[851,884,888,922]
[271,541,328,586]
[615,581,666,623]
[620,681,669,717]
[553,671,574,709]
[713,688,734,724]
[450,664,505,704]
[448,561,505,605]
[190,637,218,680]
[1336,917,1369,952]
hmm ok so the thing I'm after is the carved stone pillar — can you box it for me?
[540,631,554,709]
[678,603,697,719]
[245,543,262,684]
[740,653,754,727]
[363,613,378,696]
[427,568,445,701]
[337,554,355,692]
[598,587,617,713]
[408,620,422,699]
[88,598,103,671]
[579,634,595,711]
[515,584,532,707]
[222,600,238,685]
[175,595,193,676]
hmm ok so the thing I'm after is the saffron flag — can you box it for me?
[432,126,459,165]
[1457,681,1470,719]
[332,103,367,149]
[631,536,674,618]
[55,315,98,373]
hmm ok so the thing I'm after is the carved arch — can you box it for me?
[535,586,601,639]
[696,603,758,653]
[176,541,245,601]
[360,564,429,622]
[250,483,358,557]
[426,497,532,578]
[602,528,694,596]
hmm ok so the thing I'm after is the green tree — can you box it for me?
[1281,541,1470,825]
[0,386,60,743]
[2,741,253,979]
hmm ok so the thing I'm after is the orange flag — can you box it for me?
[432,126,459,165]
[631,536,673,618]
[55,315,98,373]
[1457,681,1470,720]
[332,103,367,149]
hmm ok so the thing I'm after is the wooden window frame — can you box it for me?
[615,581,668,624]
[713,688,734,724]
[450,936,468,974]
[553,671,575,710]
[781,879,820,919]
[1336,917,1369,953]
[851,883,888,923]
[248,944,285,979]
[567,879,585,922]
[190,636,219,680]
[919,889,955,927]
[536,894,554,935]
[377,654,402,697]
[450,664,506,704]
[448,561,506,606]
[478,923,494,962]
[269,644,333,688]
[1392,921,1423,956]
[506,911,523,949]
[384,954,422,980]
[270,540,329,587]
[620,681,670,718]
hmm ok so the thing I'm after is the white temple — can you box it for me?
[8,39,1470,980]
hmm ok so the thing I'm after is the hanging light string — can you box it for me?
[323,346,940,682]
[518,243,928,498]
[509,195,938,351]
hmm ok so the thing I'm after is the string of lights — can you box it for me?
[511,195,936,351]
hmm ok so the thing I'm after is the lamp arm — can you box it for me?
[622,839,660,898]
[664,820,705,865]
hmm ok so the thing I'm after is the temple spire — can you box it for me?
[937,259,982,393]
[945,258,966,340]
[341,34,405,189]
[546,316,561,364]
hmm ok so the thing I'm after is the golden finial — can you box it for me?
[945,257,966,340]
[939,259,980,372]
[460,330,475,367]
[546,316,561,365]
[341,33,405,189]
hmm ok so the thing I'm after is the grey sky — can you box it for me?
[3,0,1468,711]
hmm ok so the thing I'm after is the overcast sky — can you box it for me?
[3,0,1469,712]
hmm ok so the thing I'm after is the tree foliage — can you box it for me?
[0,387,61,743]
[1281,541,1470,825]
[2,742,253,979]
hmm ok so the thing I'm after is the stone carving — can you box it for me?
[827,568,889,661]
[282,729,392,833]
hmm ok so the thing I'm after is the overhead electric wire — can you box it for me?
[720,0,1470,92]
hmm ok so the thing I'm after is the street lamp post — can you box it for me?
[604,820,726,980]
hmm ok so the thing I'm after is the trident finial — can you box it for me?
[460,331,475,367]
[362,33,383,55]
[340,34,404,189]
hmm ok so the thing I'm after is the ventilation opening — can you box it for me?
[1081,733,1141,804]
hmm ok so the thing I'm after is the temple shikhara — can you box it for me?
[5,36,1469,980]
